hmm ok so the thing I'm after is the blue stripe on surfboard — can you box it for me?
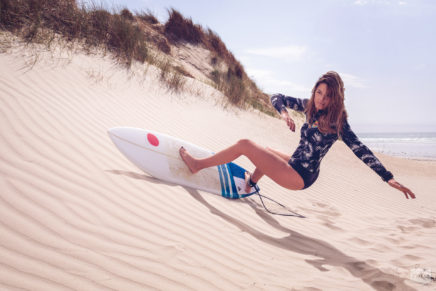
[226,163,238,199]
[228,162,246,179]
[217,165,225,197]
[220,164,230,198]
[218,162,259,199]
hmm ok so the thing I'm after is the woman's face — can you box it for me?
[314,83,331,111]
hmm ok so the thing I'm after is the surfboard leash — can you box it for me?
[253,188,306,218]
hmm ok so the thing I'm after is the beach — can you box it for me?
[1,42,436,291]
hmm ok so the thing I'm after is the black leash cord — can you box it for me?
[254,191,306,218]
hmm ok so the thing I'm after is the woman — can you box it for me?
[179,71,415,199]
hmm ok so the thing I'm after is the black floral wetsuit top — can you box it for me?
[271,94,393,189]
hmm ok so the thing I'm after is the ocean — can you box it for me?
[357,132,436,160]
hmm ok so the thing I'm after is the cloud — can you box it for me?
[354,0,369,5]
[266,79,311,94]
[246,68,366,93]
[245,68,272,79]
[245,45,307,62]
[246,68,311,94]
[339,72,367,89]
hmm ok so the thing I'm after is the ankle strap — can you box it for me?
[249,177,257,187]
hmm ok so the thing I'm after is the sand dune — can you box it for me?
[1,41,436,291]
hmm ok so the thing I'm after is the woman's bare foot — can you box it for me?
[244,171,253,193]
[179,146,199,174]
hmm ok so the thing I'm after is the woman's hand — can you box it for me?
[388,179,416,199]
[281,110,295,132]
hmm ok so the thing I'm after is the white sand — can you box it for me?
[1,39,436,291]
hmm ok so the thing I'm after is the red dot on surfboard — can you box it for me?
[147,133,159,147]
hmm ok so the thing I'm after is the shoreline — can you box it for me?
[374,151,436,162]
[359,132,436,162]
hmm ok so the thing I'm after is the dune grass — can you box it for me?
[0,0,274,114]
[163,8,273,112]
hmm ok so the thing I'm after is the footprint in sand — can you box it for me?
[396,218,435,234]
[299,201,341,218]
[408,218,436,228]
[299,201,343,231]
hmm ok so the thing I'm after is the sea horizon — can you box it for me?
[357,131,436,161]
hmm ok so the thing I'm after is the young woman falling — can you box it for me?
[179,71,415,199]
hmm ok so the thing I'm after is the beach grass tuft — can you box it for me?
[0,0,274,115]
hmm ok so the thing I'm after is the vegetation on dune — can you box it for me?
[163,8,272,113]
[0,0,274,115]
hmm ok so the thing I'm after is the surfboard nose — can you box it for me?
[108,127,139,140]
[107,127,124,143]
[108,127,121,137]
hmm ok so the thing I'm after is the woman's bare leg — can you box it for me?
[180,139,304,190]
[246,147,291,192]
[251,147,291,181]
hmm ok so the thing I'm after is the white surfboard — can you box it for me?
[108,127,259,198]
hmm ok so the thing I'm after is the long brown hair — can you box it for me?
[305,71,347,135]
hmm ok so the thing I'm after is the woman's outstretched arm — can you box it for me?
[341,120,416,199]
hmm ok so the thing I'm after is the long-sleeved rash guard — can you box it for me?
[271,94,394,185]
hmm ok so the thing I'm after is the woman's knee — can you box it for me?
[236,139,259,157]
[236,139,255,149]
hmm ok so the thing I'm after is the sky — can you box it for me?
[98,0,435,132]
